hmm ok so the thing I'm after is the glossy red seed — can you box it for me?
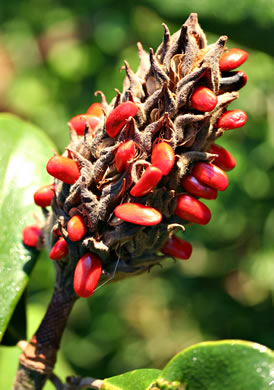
[237,70,248,87]
[69,114,101,136]
[67,215,86,242]
[22,225,42,247]
[216,109,247,130]
[49,237,68,260]
[191,162,228,191]
[33,184,55,208]
[114,203,162,226]
[209,144,236,171]
[115,140,135,173]
[219,48,249,72]
[53,227,61,237]
[47,155,80,185]
[219,70,248,93]
[175,194,211,225]
[160,235,192,260]
[181,175,218,199]
[106,101,138,138]
[130,166,162,197]
[73,252,102,298]
[86,102,104,117]
[191,86,217,112]
[151,142,175,175]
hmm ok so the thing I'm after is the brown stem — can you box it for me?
[49,373,64,390]
[12,285,77,390]
[63,376,103,389]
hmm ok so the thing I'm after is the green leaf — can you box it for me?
[156,340,274,390]
[1,290,27,345]
[0,114,56,343]
[102,369,161,390]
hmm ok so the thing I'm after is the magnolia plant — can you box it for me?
[1,12,273,390]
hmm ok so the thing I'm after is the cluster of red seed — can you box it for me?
[22,26,248,298]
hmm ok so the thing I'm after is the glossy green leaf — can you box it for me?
[102,369,161,390]
[1,290,27,345]
[0,114,56,343]
[155,340,274,390]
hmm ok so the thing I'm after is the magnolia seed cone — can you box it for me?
[43,13,246,285]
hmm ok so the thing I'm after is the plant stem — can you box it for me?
[12,284,77,390]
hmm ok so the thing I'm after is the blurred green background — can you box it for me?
[0,0,274,388]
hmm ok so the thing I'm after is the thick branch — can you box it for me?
[13,285,77,390]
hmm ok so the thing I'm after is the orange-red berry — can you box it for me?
[73,252,102,298]
[175,194,211,225]
[181,175,218,199]
[67,215,86,242]
[160,235,192,260]
[22,225,42,247]
[106,101,138,138]
[47,155,80,185]
[191,162,229,191]
[209,144,236,171]
[130,166,162,197]
[86,102,104,117]
[151,142,175,175]
[33,184,55,208]
[69,114,101,136]
[114,203,162,226]
[49,237,68,260]
[219,48,249,72]
[114,140,135,173]
[191,86,217,112]
[216,109,247,130]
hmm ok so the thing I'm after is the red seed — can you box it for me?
[47,155,80,185]
[114,203,162,226]
[219,48,249,72]
[151,142,175,175]
[160,235,192,260]
[236,70,248,87]
[67,215,86,242]
[106,101,138,138]
[49,237,68,260]
[22,225,42,247]
[115,140,135,173]
[191,162,228,191]
[175,194,211,225]
[33,184,55,208]
[181,175,218,199]
[219,70,248,93]
[53,227,61,237]
[130,166,162,197]
[86,102,104,117]
[216,109,247,130]
[191,86,217,112]
[69,114,101,136]
[73,252,102,298]
[209,144,236,171]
